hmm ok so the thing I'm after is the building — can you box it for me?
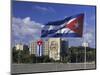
[29,38,69,61]
[43,40,49,56]
[82,42,89,47]
[61,39,69,54]
[15,43,23,51]
[61,39,69,61]
[29,41,37,55]
[49,38,61,60]
[29,40,49,56]
[37,39,43,56]
[29,40,43,56]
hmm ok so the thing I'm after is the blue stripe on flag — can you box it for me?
[41,13,84,37]
[45,13,84,26]
[46,33,81,37]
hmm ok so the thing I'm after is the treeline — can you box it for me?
[12,45,55,63]
[68,46,96,63]
[12,45,96,63]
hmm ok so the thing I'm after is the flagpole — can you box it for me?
[82,41,88,69]
[84,44,86,69]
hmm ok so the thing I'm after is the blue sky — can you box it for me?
[12,1,96,48]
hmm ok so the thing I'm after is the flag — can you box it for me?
[37,40,43,56]
[41,13,84,37]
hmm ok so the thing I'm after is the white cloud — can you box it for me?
[35,6,48,11]
[22,17,30,24]
[35,5,55,13]
[12,17,44,44]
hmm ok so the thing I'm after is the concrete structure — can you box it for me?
[43,40,49,56]
[29,40,49,56]
[82,42,89,47]
[61,39,69,61]
[49,38,61,60]
[15,43,23,51]
[12,63,96,74]
[61,39,69,53]
[29,38,68,60]
[37,39,43,56]
[29,41,37,55]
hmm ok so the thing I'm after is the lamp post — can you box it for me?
[82,42,89,69]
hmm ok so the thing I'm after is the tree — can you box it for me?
[30,54,36,63]
[43,56,50,63]
[12,46,18,63]
[23,44,29,54]
[68,46,96,63]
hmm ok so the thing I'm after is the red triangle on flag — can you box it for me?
[66,15,84,37]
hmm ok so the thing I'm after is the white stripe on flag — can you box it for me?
[39,45,42,56]
[67,18,76,24]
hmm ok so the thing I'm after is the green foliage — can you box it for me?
[12,45,96,63]
[68,46,96,63]
[43,56,51,63]
[12,45,31,63]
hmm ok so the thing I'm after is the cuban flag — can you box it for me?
[37,40,43,57]
[41,13,84,37]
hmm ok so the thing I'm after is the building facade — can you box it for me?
[49,38,61,60]
[15,43,23,51]
[61,39,69,61]
[61,39,69,54]
[43,40,49,56]
[29,41,37,55]
[29,38,68,61]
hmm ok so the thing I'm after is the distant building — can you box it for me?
[49,38,61,60]
[82,42,89,47]
[29,38,69,61]
[29,39,44,56]
[23,44,29,51]
[61,39,69,61]
[43,40,49,56]
[61,39,69,53]
[15,43,23,51]
[37,39,43,56]
[29,40,49,56]
[48,38,69,61]
[29,41,37,55]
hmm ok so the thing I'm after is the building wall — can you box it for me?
[43,41,49,56]
[29,41,37,55]
[49,38,61,60]
[30,40,49,56]
[29,38,68,60]
[61,39,69,61]
[61,39,69,54]
[15,44,23,51]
